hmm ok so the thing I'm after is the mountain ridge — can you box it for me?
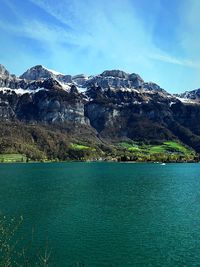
[1,63,197,99]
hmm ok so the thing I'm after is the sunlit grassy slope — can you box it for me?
[0,154,27,163]
[119,141,194,156]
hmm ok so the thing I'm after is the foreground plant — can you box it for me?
[0,215,51,267]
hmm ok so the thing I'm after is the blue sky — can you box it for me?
[0,0,199,93]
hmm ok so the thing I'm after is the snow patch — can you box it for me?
[169,101,176,106]
[42,66,65,76]
[58,82,71,91]
[109,87,139,93]
[176,97,198,104]
[0,87,47,95]
[77,86,87,93]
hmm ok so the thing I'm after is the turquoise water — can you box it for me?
[0,162,200,266]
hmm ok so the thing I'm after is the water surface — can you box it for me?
[0,162,200,266]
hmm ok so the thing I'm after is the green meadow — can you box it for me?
[0,154,27,163]
[117,140,196,162]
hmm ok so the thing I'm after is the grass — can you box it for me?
[0,154,27,163]
[118,141,194,156]
[70,144,90,150]
[119,142,140,151]
[148,141,192,155]
[163,141,189,153]
[70,143,96,151]
[116,140,197,162]
[148,145,166,154]
[119,142,144,153]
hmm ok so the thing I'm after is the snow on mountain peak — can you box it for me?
[42,66,65,76]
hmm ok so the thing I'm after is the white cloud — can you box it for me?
[27,0,157,70]
[1,0,200,92]
[150,53,200,69]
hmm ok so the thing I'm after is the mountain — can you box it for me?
[0,64,200,161]
[176,88,200,103]
[20,65,73,85]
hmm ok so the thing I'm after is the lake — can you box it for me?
[0,162,200,266]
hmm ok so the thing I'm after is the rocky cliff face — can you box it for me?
[1,64,200,152]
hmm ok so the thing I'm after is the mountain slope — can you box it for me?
[0,64,200,161]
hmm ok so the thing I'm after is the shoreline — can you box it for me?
[0,159,199,164]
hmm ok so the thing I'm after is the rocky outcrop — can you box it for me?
[84,70,144,89]
[20,65,73,85]
[0,64,10,77]
[72,74,89,87]
[20,65,54,80]
[0,99,15,119]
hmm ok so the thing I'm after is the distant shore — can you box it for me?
[0,159,199,164]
